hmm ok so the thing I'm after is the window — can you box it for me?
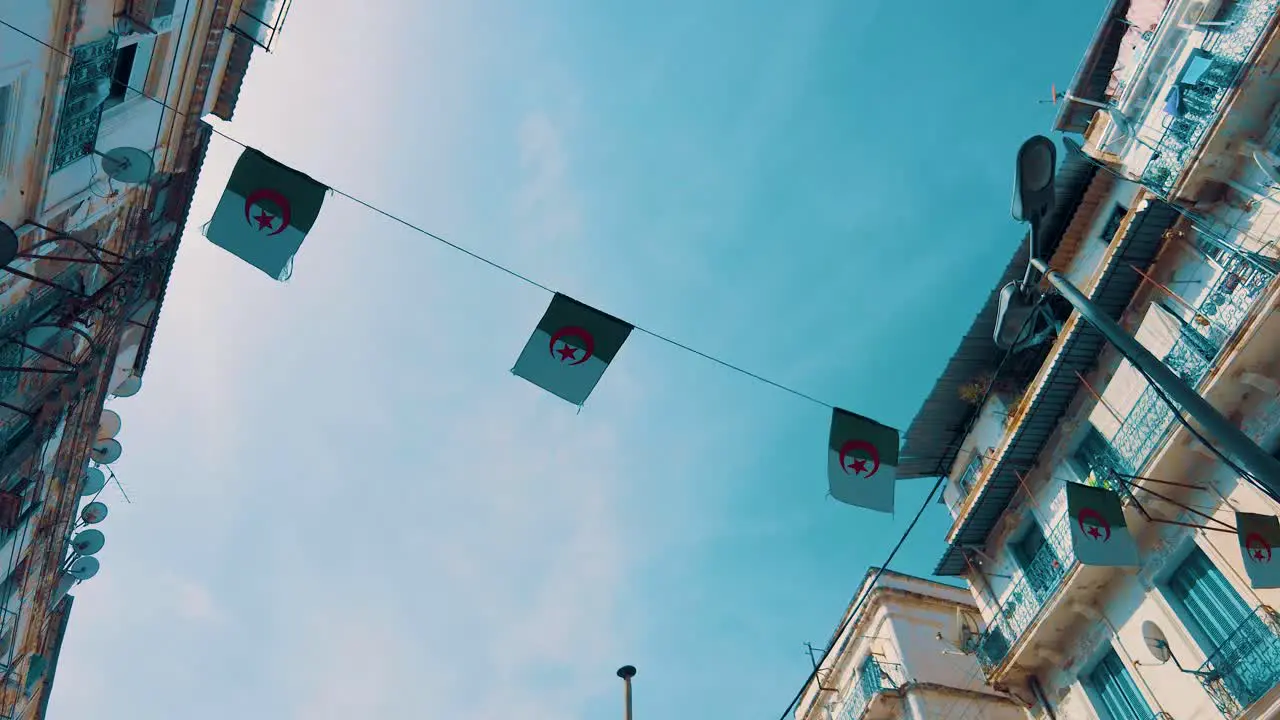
[1085,649,1153,720]
[1012,520,1065,599]
[957,452,982,494]
[0,84,12,173]
[1163,545,1251,651]
[103,36,156,111]
[1071,425,1128,484]
[0,65,25,188]
[1099,205,1128,244]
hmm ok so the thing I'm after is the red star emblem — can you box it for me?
[848,458,869,475]
[253,209,276,230]
[1256,550,1268,561]
[1087,525,1102,539]
[556,343,578,362]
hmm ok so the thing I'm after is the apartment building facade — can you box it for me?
[0,0,287,715]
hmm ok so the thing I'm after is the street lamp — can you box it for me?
[617,665,637,720]
[995,136,1060,352]
[996,135,1280,495]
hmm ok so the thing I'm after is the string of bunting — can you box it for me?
[200,138,910,513]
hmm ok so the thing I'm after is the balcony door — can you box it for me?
[1013,521,1059,600]
[1164,545,1251,651]
[1086,649,1154,720]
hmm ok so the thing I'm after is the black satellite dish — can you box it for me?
[0,222,18,267]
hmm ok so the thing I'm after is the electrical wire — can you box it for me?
[0,16,844,411]
[780,293,1048,720]
[1125,355,1280,504]
[777,475,945,720]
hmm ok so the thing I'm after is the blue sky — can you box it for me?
[49,1,1106,718]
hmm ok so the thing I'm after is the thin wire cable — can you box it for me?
[778,475,946,720]
[2,16,841,411]
[1122,340,1280,504]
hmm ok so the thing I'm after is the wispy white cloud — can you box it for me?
[171,579,220,624]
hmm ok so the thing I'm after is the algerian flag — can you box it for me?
[1065,481,1138,567]
[1236,512,1280,588]
[512,294,633,406]
[205,148,327,281]
[827,409,899,513]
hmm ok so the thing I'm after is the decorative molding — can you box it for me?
[1239,371,1280,396]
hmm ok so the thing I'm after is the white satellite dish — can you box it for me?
[1142,621,1171,663]
[112,375,142,398]
[97,147,154,184]
[1253,148,1280,186]
[67,556,100,581]
[80,467,106,497]
[80,502,108,525]
[70,529,105,556]
[97,409,122,440]
[90,438,122,465]
[128,301,157,324]
[51,574,76,610]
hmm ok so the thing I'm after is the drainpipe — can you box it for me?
[1028,675,1057,720]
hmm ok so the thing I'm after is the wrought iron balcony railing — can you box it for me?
[1197,606,1280,717]
[231,0,294,51]
[974,514,1073,671]
[1106,248,1273,471]
[1141,0,1280,193]
[842,659,904,720]
[49,34,118,173]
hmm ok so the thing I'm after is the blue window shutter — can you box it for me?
[1165,546,1251,651]
[1086,649,1153,720]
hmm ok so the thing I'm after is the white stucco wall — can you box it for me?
[796,571,1021,720]
[1063,182,1144,289]
[0,1,59,223]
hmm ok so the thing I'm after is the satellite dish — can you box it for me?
[80,467,106,497]
[112,375,142,398]
[97,409,122,440]
[90,438,122,465]
[1253,147,1280,186]
[99,147,154,184]
[0,221,17,267]
[67,556,100,581]
[80,502,108,525]
[70,529,105,556]
[1142,621,1171,663]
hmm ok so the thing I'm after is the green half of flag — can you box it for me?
[205,148,327,281]
[826,408,899,513]
[1236,511,1280,589]
[1065,481,1138,567]
[512,293,633,406]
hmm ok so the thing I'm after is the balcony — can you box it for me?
[1198,606,1280,717]
[974,514,1073,671]
[1141,0,1280,193]
[841,659,904,720]
[1095,250,1273,476]
[231,0,294,51]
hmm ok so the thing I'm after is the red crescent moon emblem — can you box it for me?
[1245,532,1273,563]
[547,326,595,366]
[243,188,293,237]
[838,440,881,478]
[1076,508,1112,542]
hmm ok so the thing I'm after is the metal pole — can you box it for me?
[1031,257,1280,493]
[617,665,636,720]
